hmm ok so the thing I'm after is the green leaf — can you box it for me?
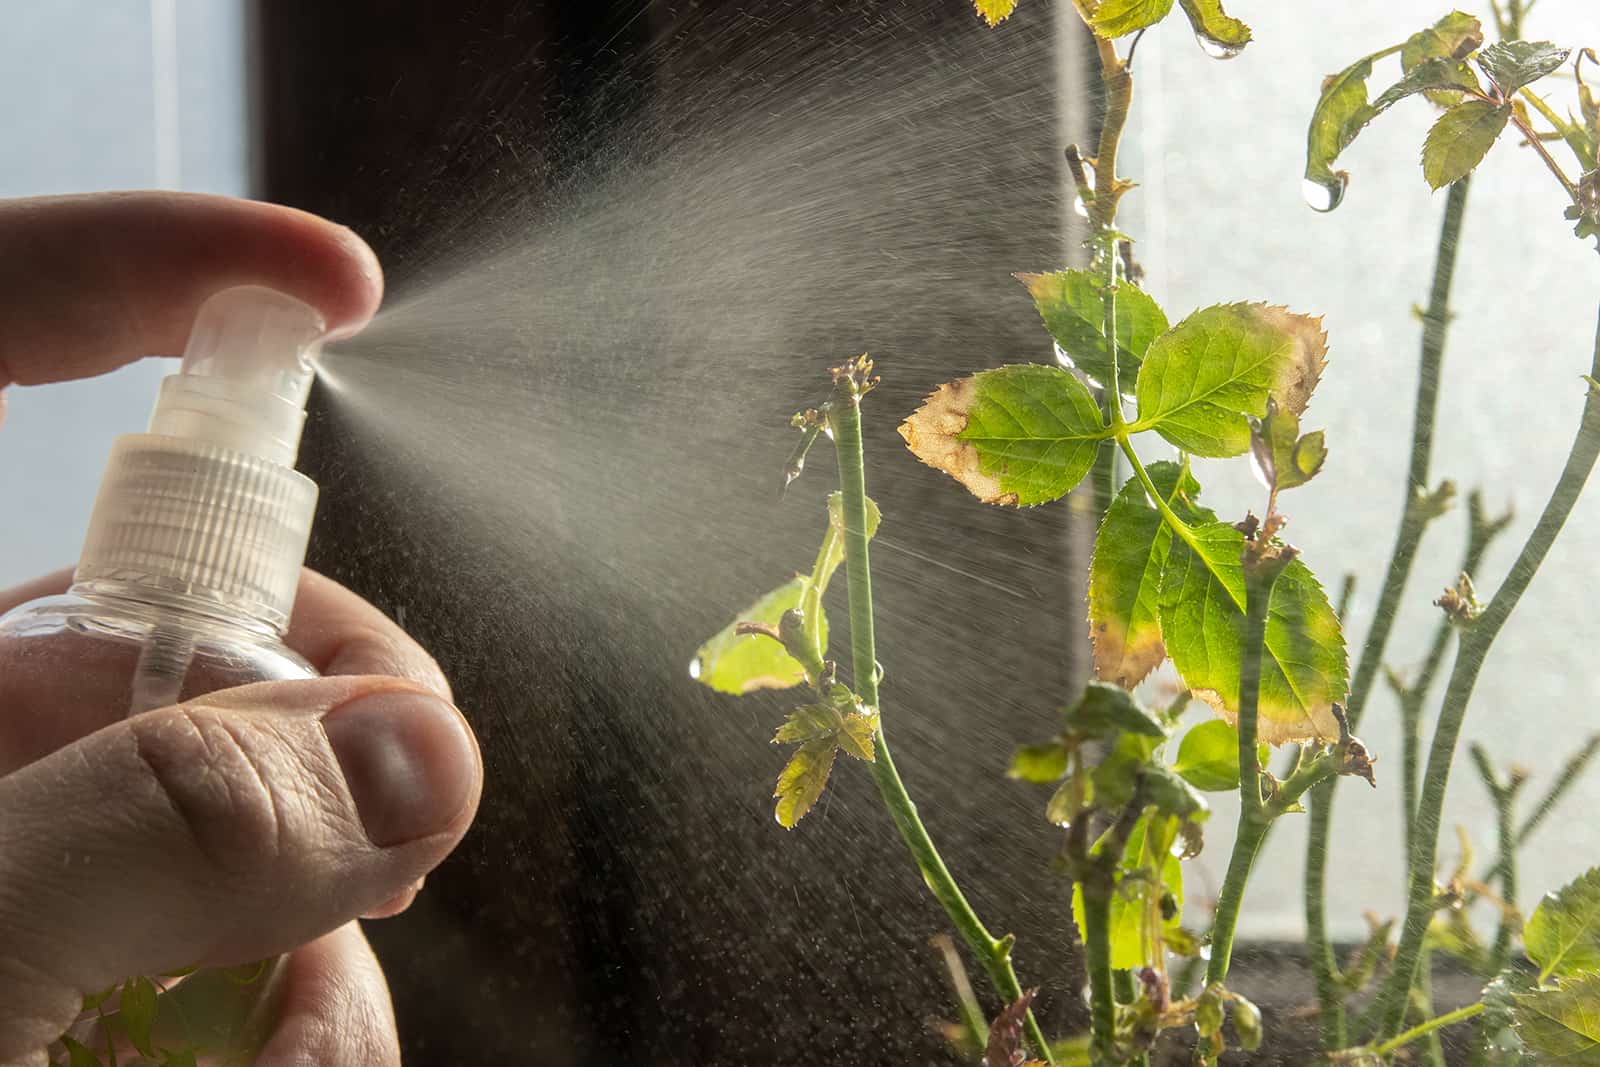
[900,365,1105,507]
[1072,814,1185,969]
[836,709,879,762]
[1514,971,1600,1063]
[1249,397,1327,495]
[1304,54,1377,210]
[1046,776,1088,825]
[1092,732,1164,810]
[1173,719,1242,792]
[973,0,1018,26]
[1133,303,1328,458]
[692,492,879,694]
[773,702,846,744]
[1482,971,1540,1066]
[1231,993,1263,1051]
[692,577,823,694]
[1089,463,1215,688]
[57,1037,102,1067]
[121,974,158,1055]
[1143,763,1210,819]
[1525,866,1600,981]
[1479,41,1571,96]
[1401,12,1485,106]
[1008,741,1071,783]
[1177,0,1251,57]
[774,740,838,828]
[1015,270,1170,391]
[1422,101,1509,190]
[1090,0,1175,39]
[1064,681,1169,740]
[1158,523,1348,743]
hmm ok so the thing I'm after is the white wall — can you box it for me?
[1125,1,1600,938]
[0,0,248,586]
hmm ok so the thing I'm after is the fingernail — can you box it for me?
[322,689,476,847]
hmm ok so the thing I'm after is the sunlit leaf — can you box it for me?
[1134,303,1328,458]
[973,0,1019,27]
[1090,0,1175,39]
[1525,866,1600,981]
[1072,813,1185,969]
[1173,719,1243,791]
[1421,101,1509,190]
[1478,40,1571,96]
[1158,523,1347,743]
[1008,741,1070,783]
[900,365,1105,507]
[1089,463,1214,688]
[692,577,822,694]
[836,709,879,762]
[1514,971,1600,1063]
[774,740,838,828]
[1015,270,1169,391]
[1177,0,1251,57]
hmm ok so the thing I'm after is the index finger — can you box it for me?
[0,192,383,389]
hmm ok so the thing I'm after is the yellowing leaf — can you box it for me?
[1072,813,1185,968]
[774,740,838,828]
[899,365,1105,507]
[1134,303,1328,458]
[973,0,1019,27]
[1089,463,1213,688]
[836,709,880,762]
[1514,971,1600,1063]
[1008,741,1071,783]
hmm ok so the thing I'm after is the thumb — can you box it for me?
[0,676,480,1060]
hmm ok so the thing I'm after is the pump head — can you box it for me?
[75,287,327,630]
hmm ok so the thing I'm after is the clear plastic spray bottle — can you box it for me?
[0,285,328,1057]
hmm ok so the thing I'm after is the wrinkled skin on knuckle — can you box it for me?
[127,705,326,883]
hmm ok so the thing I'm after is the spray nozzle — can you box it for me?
[75,286,326,630]
[148,286,326,467]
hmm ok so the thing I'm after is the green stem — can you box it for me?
[828,374,1054,1063]
[1470,743,1521,975]
[1371,1002,1486,1058]
[1374,304,1600,1039]
[1082,890,1117,1066]
[1306,175,1471,1051]
[1204,563,1278,990]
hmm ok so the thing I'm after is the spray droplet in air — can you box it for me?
[1195,34,1245,60]
[688,657,703,681]
[1301,176,1346,213]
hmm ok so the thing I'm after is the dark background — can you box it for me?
[262,2,1095,1062]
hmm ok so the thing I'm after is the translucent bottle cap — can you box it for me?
[75,287,325,631]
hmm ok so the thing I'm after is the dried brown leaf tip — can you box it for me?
[985,988,1040,1067]
[1251,304,1329,420]
[898,379,1017,507]
[1435,572,1483,626]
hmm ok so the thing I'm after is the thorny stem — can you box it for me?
[1372,1002,1487,1058]
[1203,564,1279,995]
[1305,175,1471,1051]
[828,372,1055,1063]
[1374,303,1600,1040]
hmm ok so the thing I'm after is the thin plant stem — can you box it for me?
[1372,1002,1486,1058]
[1374,303,1600,1039]
[828,372,1055,1063]
[1305,175,1471,1050]
[1204,563,1277,991]
[1514,733,1600,849]
[1470,743,1522,975]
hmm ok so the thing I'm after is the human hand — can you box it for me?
[0,193,483,1066]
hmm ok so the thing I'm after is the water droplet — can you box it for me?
[821,424,835,440]
[1073,195,1089,218]
[1195,33,1245,60]
[784,460,804,486]
[1301,176,1346,213]
[688,658,702,680]
[1053,341,1075,369]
